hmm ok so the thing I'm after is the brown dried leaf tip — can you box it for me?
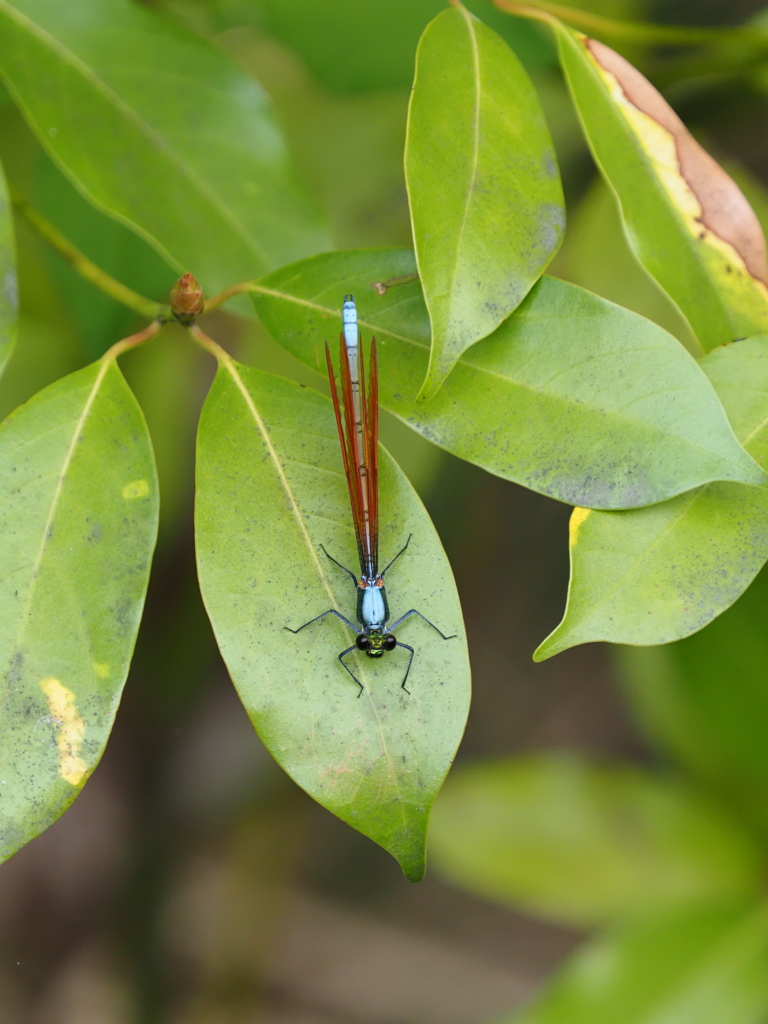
[171,272,204,324]
[584,37,768,288]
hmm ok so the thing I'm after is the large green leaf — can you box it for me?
[0,0,329,298]
[0,156,16,376]
[536,337,768,660]
[618,563,768,839]
[195,358,470,881]
[507,904,768,1024]
[555,26,768,351]
[405,5,564,399]
[251,248,764,509]
[0,358,158,861]
[429,754,763,927]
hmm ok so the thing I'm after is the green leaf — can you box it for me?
[536,336,768,660]
[405,4,564,399]
[555,26,768,351]
[252,248,764,509]
[429,754,763,927]
[0,156,16,377]
[0,358,158,861]
[508,904,768,1024]
[195,358,470,882]
[618,563,768,840]
[0,0,329,298]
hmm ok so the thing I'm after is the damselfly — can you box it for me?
[286,295,456,696]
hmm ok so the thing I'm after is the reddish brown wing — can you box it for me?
[365,339,379,574]
[325,339,367,576]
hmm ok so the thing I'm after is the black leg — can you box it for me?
[388,608,457,640]
[381,534,412,577]
[285,608,357,634]
[339,645,364,696]
[396,642,415,694]
[319,545,358,585]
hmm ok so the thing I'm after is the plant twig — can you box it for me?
[494,0,768,46]
[371,273,419,296]
[12,191,168,321]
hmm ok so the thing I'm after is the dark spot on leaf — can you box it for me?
[7,650,23,688]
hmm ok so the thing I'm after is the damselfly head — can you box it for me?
[356,632,396,658]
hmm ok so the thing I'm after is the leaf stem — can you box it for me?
[201,280,255,315]
[187,323,231,363]
[104,318,167,361]
[12,191,169,321]
[494,0,768,46]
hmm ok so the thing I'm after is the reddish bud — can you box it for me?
[171,272,204,323]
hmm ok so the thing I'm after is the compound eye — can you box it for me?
[383,635,397,651]
[355,634,371,651]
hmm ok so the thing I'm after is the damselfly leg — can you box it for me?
[396,642,415,694]
[388,608,458,640]
[338,639,415,697]
[284,608,358,635]
[381,534,412,577]
[338,645,364,696]
[319,544,357,584]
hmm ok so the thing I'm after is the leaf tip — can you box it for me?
[417,349,455,403]
[415,375,441,405]
[533,627,571,662]
[725,447,768,487]
[400,853,427,883]
[532,640,553,662]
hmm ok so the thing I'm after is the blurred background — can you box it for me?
[1,0,768,1021]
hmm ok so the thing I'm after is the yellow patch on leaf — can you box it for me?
[40,677,88,786]
[569,507,591,546]
[122,479,149,499]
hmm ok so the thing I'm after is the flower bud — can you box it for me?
[171,272,204,323]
